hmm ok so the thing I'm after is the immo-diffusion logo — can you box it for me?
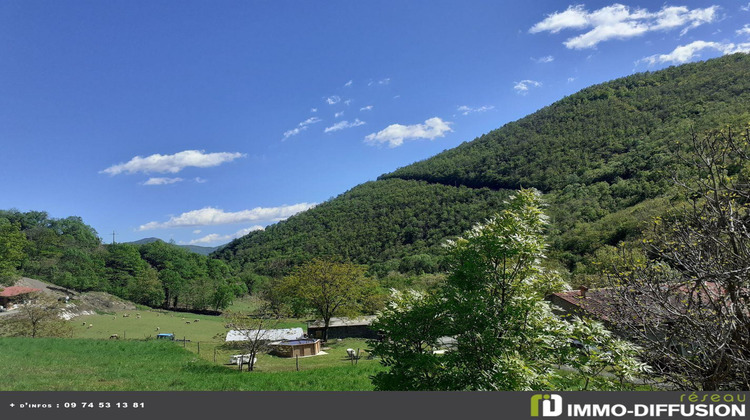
[530,394,563,417]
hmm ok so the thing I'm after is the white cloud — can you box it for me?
[326,96,341,105]
[324,119,366,133]
[283,126,305,139]
[360,105,373,111]
[194,177,207,184]
[143,177,183,186]
[283,117,323,139]
[101,150,245,175]
[344,99,352,106]
[742,3,750,12]
[193,230,202,234]
[457,105,495,116]
[186,226,265,245]
[533,55,555,63]
[738,24,750,36]
[567,77,577,83]
[299,117,322,126]
[513,80,542,94]
[639,41,750,65]
[530,4,719,49]
[344,80,353,87]
[364,117,452,148]
[368,78,391,86]
[311,108,318,113]
[138,203,317,231]
[335,111,344,118]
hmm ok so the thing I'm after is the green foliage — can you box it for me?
[0,209,243,311]
[0,220,29,284]
[0,293,74,338]
[216,179,512,276]
[370,289,449,390]
[217,54,750,280]
[275,259,379,339]
[371,190,646,390]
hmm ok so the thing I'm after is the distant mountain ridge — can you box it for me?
[127,237,222,256]
[215,54,750,277]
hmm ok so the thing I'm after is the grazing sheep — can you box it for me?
[193,319,199,323]
[82,322,86,326]
[346,348,357,359]
[122,313,129,318]
[155,327,160,331]
[136,315,141,319]
[87,324,93,329]
[109,334,119,339]
[185,321,191,324]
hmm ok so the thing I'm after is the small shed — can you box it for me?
[0,286,42,308]
[307,316,378,340]
[225,328,304,342]
[271,339,322,358]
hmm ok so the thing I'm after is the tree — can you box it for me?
[0,221,29,284]
[370,289,449,390]
[277,259,377,341]
[371,189,645,390]
[223,305,281,372]
[0,292,73,338]
[606,126,750,390]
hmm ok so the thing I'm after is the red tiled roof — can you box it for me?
[551,288,617,321]
[0,286,42,297]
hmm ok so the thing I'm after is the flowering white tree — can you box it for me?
[372,189,645,390]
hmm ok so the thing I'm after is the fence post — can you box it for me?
[198,342,200,354]
[183,337,186,347]
[356,348,360,365]
[296,355,299,372]
[213,348,217,363]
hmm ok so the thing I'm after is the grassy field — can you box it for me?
[69,298,305,343]
[0,337,381,391]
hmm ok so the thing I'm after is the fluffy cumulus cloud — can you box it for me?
[457,105,494,116]
[738,24,750,36]
[639,40,750,65]
[186,226,265,245]
[326,96,341,105]
[530,4,719,49]
[138,203,317,231]
[335,111,345,118]
[364,117,452,148]
[283,117,322,139]
[101,150,245,175]
[324,119,366,133]
[513,80,542,94]
[143,177,183,186]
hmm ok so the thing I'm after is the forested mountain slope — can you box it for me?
[216,54,750,277]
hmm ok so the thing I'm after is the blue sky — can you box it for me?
[1,1,749,246]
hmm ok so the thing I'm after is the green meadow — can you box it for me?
[0,337,381,391]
